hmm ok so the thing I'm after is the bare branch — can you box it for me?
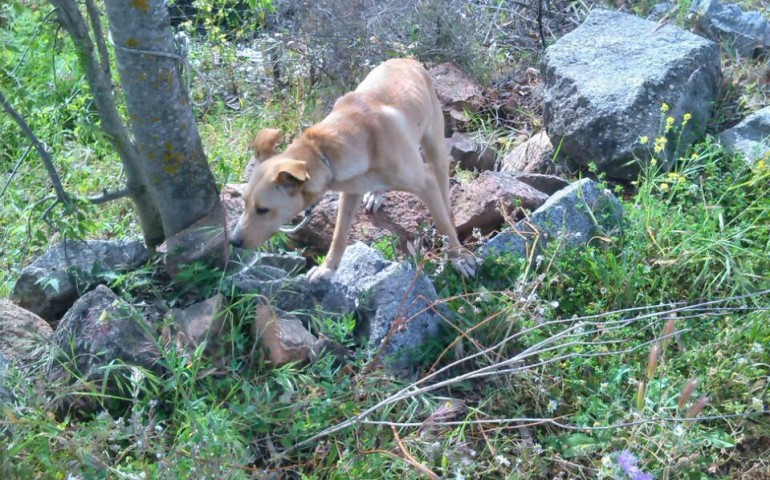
[0,88,69,204]
[85,0,111,79]
[85,188,132,205]
[0,144,33,200]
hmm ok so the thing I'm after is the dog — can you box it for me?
[229,58,476,282]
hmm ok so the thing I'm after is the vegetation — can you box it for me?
[2,0,769,479]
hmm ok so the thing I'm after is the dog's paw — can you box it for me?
[362,191,384,213]
[450,251,478,278]
[307,265,336,283]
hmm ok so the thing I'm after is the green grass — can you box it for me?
[3,0,770,478]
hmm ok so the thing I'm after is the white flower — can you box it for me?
[495,455,511,467]
[673,424,686,437]
[751,343,764,354]
[547,399,559,413]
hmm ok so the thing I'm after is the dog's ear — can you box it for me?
[250,128,282,161]
[273,160,309,190]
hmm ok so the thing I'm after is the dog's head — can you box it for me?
[230,129,312,249]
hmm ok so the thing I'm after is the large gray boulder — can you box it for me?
[690,0,770,58]
[12,240,150,324]
[482,178,623,259]
[333,243,445,371]
[718,106,770,165]
[49,285,161,414]
[543,9,721,180]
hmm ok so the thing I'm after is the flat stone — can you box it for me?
[12,239,150,324]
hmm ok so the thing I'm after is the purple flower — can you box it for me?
[632,473,654,480]
[617,450,638,473]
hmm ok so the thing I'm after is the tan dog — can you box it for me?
[230,58,476,281]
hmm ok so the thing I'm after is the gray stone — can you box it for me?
[543,9,721,180]
[690,0,770,58]
[228,270,356,322]
[0,299,53,361]
[354,260,445,371]
[49,285,161,414]
[648,3,676,21]
[508,172,570,196]
[482,178,623,259]
[12,240,150,323]
[229,242,446,371]
[445,133,497,171]
[718,106,770,165]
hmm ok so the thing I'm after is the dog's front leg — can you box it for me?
[307,192,363,283]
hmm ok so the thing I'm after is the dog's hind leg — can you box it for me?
[308,192,363,282]
[420,128,477,278]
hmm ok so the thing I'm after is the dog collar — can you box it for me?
[278,149,334,234]
[317,149,335,182]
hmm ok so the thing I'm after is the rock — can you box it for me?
[253,304,318,366]
[508,173,570,196]
[543,9,721,180]
[222,183,248,231]
[452,171,549,238]
[690,0,770,58]
[648,3,676,21]
[167,294,229,356]
[718,106,770,165]
[230,250,307,275]
[445,133,497,171]
[231,242,447,371]
[229,271,356,323]
[12,239,150,324]
[0,300,53,361]
[332,243,446,371]
[428,62,485,134]
[164,201,230,278]
[500,132,557,174]
[49,285,161,415]
[285,191,435,259]
[482,178,623,259]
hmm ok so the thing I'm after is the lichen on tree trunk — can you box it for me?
[103,0,220,238]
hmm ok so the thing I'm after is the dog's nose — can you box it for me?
[229,236,244,248]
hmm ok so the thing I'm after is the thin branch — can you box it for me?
[85,188,132,205]
[85,0,111,79]
[0,88,69,204]
[282,290,770,454]
[361,411,770,430]
[0,144,33,200]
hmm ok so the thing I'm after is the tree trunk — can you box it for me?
[103,0,220,238]
[50,0,165,247]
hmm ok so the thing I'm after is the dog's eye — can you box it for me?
[255,207,270,215]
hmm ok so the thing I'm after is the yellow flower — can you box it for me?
[654,136,668,153]
[650,157,658,166]
[665,116,675,133]
[660,182,670,191]
[683,113,692,124]
[639,136,649,145]
[661,103,670,113]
